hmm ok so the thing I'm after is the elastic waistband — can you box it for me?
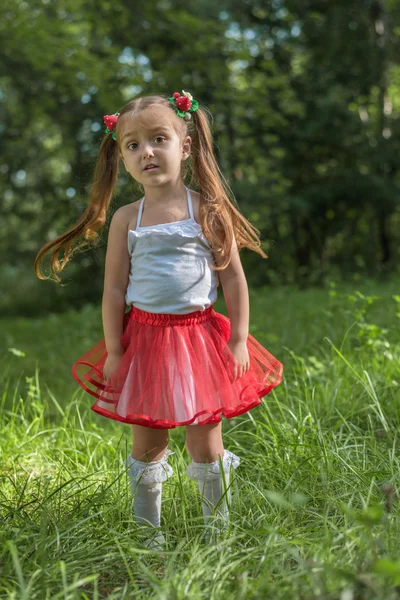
[129,304,216,326]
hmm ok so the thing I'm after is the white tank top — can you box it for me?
[125,186,219,314]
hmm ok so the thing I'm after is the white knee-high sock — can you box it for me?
[186,449,241,537]
[132,480,163,529]
[124,449,174,549]
[198,470,231,528]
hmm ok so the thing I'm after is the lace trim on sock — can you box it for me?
[186,449,240,481]
[124,449,175,484]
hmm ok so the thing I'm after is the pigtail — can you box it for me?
[35,92,267,283]
[34,134,119,283]
[191,107,268,271]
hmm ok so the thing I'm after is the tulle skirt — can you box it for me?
[71,304,283,429]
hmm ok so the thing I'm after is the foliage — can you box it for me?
[1,0,400,315]
[0,280,399,597]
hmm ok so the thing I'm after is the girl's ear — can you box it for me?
[182,135,192,161]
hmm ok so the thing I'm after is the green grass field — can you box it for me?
[1,279,399,599]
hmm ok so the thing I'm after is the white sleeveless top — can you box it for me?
[125,187,219,314]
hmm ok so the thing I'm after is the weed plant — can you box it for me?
[0,279,399,598]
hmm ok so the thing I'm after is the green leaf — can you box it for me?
[8,347,26,358]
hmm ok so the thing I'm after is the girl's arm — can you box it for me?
[102,207,131,354]
[214,235,249,343]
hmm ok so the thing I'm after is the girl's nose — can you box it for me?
[142,144,155,159]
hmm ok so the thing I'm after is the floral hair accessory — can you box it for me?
[167,90,199,121]
[103,112,120,140]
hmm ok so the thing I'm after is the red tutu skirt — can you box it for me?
[71,304,283,429]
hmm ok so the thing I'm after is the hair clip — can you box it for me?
[167,90,199,120]
[103,112,120,140]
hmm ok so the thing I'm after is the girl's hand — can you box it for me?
[103,350,124,382]
[225,339,250,380]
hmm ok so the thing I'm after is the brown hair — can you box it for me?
[34,94,267,282]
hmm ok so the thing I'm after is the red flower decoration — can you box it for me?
[173,92,181,99]
[175,96,191,111]
[103,114,119,131]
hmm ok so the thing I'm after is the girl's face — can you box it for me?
[118,106,191,186]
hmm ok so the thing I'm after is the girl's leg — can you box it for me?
[125,424,174,550]
[185,421,240,539]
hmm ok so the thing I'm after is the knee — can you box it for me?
[186,423,224,463]
[186,443,224,464]
[131,427,169,462]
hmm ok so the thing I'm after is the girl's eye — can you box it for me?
[127,136,165,150]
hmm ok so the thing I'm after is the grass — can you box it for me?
[1,278,399,598]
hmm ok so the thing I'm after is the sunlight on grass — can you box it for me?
[1,281,399,598]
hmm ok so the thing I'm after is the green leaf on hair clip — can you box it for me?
[188,98,199,112]
[104,128,117,140]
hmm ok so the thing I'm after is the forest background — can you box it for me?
[2,1,400,597]
[1,0,400,317]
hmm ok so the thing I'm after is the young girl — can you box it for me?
[35,90,283,553]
